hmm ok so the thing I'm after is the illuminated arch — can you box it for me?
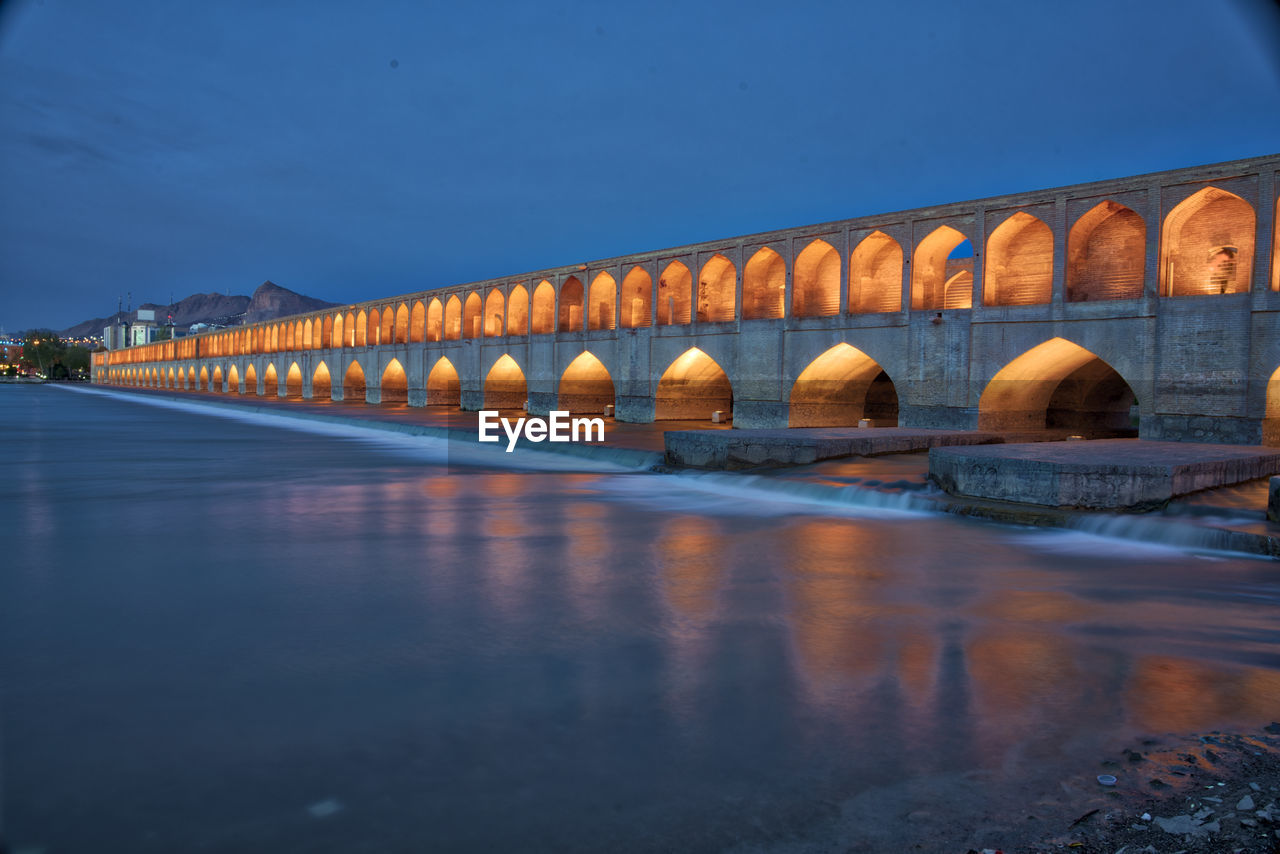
[697,254,736,322]
[559,277,584,332]
[211,365,223,392]
[264,362,279,394]
[379,307,393,345]
[334,313,346,348]
[979,337,1137,433]
[912,225,972,310]
[294,321,304,349]
[1067,201,1145,302]
[188,366,197,388]
[793,239,840,316]
[304,319,314,349]
[285,362,303,398]
[484,354,527,410]
[984,211,1053,306]
[1273,196,1279,292]
[426,356,461,406]
[283,323,293,350]
[227,364,240,393]
[363,308,377,346]
[199,365,210,390]
[848,231,903,314]
[426,299,443,342]
[322,314,333,348]
[588,272,616,331]
[657,261,692,325]
[655,348,732,421]
[483,289,505,337]
[410,301,425,342]
[743,247,785,320]
[1161,186,1256,296]
[1265,365,1280,445]
[789,344,897,427]
[395,303,409,343]
[444,295,462,340]
[506,285,529,335]
[558,351,615,414]
[244,363,258,393]
[167,367,175,388]
[620,265,652,328]
[355,310,368,347]
[531,280,555,334]
[343,360,365,401]
[380,358,408,403]
[312,361,331,400]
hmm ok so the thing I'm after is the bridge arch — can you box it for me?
[381,358,408,403]
[558,351,615,414]
[199,365,210,390]
[392,303,408,343]
[1274,195,1279,292]
[698,254,736,322]
[621,265,652,328]
[657,261,692,325]
[848,231,903,314]
[655,348,733,421]
[295,321,305,349]
[1161,186,1255,296]
[312,361,332,400]
[531,280,555,334]
[589,272,616,331]
[303,319,313,349]
[1265,365,1280,445]
[355,310,368,346]
[211,365,223,392]
[559,277,584,332]
[444,295,462,340]
[227,364,240,393]
[463,291,482,339]
[376,307,391,345]
[343,360,365,401]
[245,363,258,394]
[484,354,527,410]
[426,299,443,342]
[789,343,899,427]
[340,312,352,347]
[913,225,972,310]
[427,356,461,406]
[793,239,840,316]
[485,289,505,337]
[984,212,1053,305]
[978,337,1137,433]
[167,367,175,388]
[410,301,425,342]
[507,285,529,335]
[743,247,785,319]
[188,366,197,389]
[322,314,334,348]
[285,362,303,398]
[1067,201,1146,302]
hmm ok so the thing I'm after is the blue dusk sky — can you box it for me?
[1,0,1278,333]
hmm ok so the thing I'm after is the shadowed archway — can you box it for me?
[789,344,898,427]
[484,355,527,410]
[427,357,461,406]
[655,348,732,421]
[558,351,615,414]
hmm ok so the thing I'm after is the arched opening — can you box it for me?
[743,248,785,319]
[697,254,736,322]
[588,272,616,330]
[848,231,903,314]
[442,296,461,340]
[1264,366,1280,446]
[187,366,197,388]
[355,310,368,347]
[312,362,332,400]
[1161,186,1256,296]
[426,299,443,342]
[393,304,408,343]
[979,337,1138,435]
[339,312,352,348]
[657,261,692,325]
[484,354,527,410]
[484,289,505,337]
[507,285,529,335]
[789,344,899,427]
[379,307,394,345]
[343,360,366,401]
[558,351,615,414]
[620,265,652,328]
[912,226,972,310]
[167,367,175,388]
[284,323,295,350]
[984,212,1054,306]
[559,277,584,332]
[285,363,303,398]
[531,280,555,334]
[410,301,425,343]
[463,291,483,339]
[793,239,840,316]
[1273,196,1279,292]
[227,364,241,393]
[304,319,313,349]
[318,315,330,348]
[294,321,304,349]
[245,363,257,393]
[1067,201,1146,302]
[211,366,223,392]
[426,357,461,406]
[265,363,279,394]
[655,348,733,421]
[381,358,408,404]
[198,365,209,390]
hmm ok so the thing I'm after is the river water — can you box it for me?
[3,386,1278,853]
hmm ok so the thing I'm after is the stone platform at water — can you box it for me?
[664,427,1004,469]
[930,439,1280,510]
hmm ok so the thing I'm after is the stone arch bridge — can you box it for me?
[95,154,1280,445]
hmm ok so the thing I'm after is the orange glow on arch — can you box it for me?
[312,361,332,400]
[484,289,505,337]
[793,239,840,316]
[444,295,462,340]
[227,364,240,393]
[531,281,555,334]
[1161,186,1256,296]
[1067,201,1146,302]
[506,285,529,335]
[343,360,365,401]
[848,231,903,314]
[979,337,1136,433]
[285,363,303,398]
[559,277,584,332]
[558,351,615,413]
[381,358,408,403]
[463,292,483,339]
[410,301,425,343]
[588,272,616,331]
[697,254,736,322]
[655,348,732,421]
[789,343,898,427]
[427,357,461,406]
[244,363,258,393]
[913,225,972,310]
[657,261,692,325]
[620,266,652,328]
[426,299,443,342]
[484,354,527,410]
[984,211,1053,306]
[743,247,785,319]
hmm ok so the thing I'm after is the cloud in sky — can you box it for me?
[1,0,1278,331]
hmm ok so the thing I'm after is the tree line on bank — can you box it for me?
[7,331,92,380]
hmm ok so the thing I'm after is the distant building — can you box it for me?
[0,342,22,368]
[103,323,129,349]
[129,309,159,346]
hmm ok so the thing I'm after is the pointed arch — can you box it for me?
[294,321,304,350]
[303,319,314,349]
[588,272,616,331]
[393,303,409,343]
[227,364,241,393]
[363,308,377,346]
[379,306,393,344]
[188,366,197,388]
[211,365,223,392]
[697,254,736,322]
[984,211,1054,306]
[342,360,365,401]
[1264,365,1280,445]
[1161,186,1256,296]
[743,247,785,319]
[312,361,332,400]
[1066,201,1146,302]
[409,300,425,342]
[793,239,840,316]
[620,266,652,328]
[789,344,898,427]
[979,337,1137,433]
[848,231,903,314]
[657,261,692,325]
[285,362,303,398]
[426,299,443,342]
[460,292,481,339]
[332,313,345,349]
[559,277,584,332]
[426,356,461,406]
[245,363,258,393]
[167,367,175,388]
[381,358,408,403]
[531,280,555,334]
[484,355,527,410]
[655,348,733,420]
[506,285,529,335]
[912,226,972,310]
[484,289,505,337]
[355,310,368,347]
[558,351,615,413]
[444,295,462,340]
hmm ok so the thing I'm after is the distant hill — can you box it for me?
[61,281,341,338]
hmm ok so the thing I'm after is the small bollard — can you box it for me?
[603,404,614,417]
[711,410,728,423]
[1269,476,1280,524]
[858,418,872,428]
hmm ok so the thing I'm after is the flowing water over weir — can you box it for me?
[3,385,1279,853]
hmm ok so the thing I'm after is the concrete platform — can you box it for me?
[664,427,1004,470]
[930,439,1280,510]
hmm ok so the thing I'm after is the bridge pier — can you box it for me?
[460,389,485,411]
[615,395,654,423]
[1141,414,1264,446]
[732,400,789,429]
[408,389,427,407]
[527,390,555,415]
